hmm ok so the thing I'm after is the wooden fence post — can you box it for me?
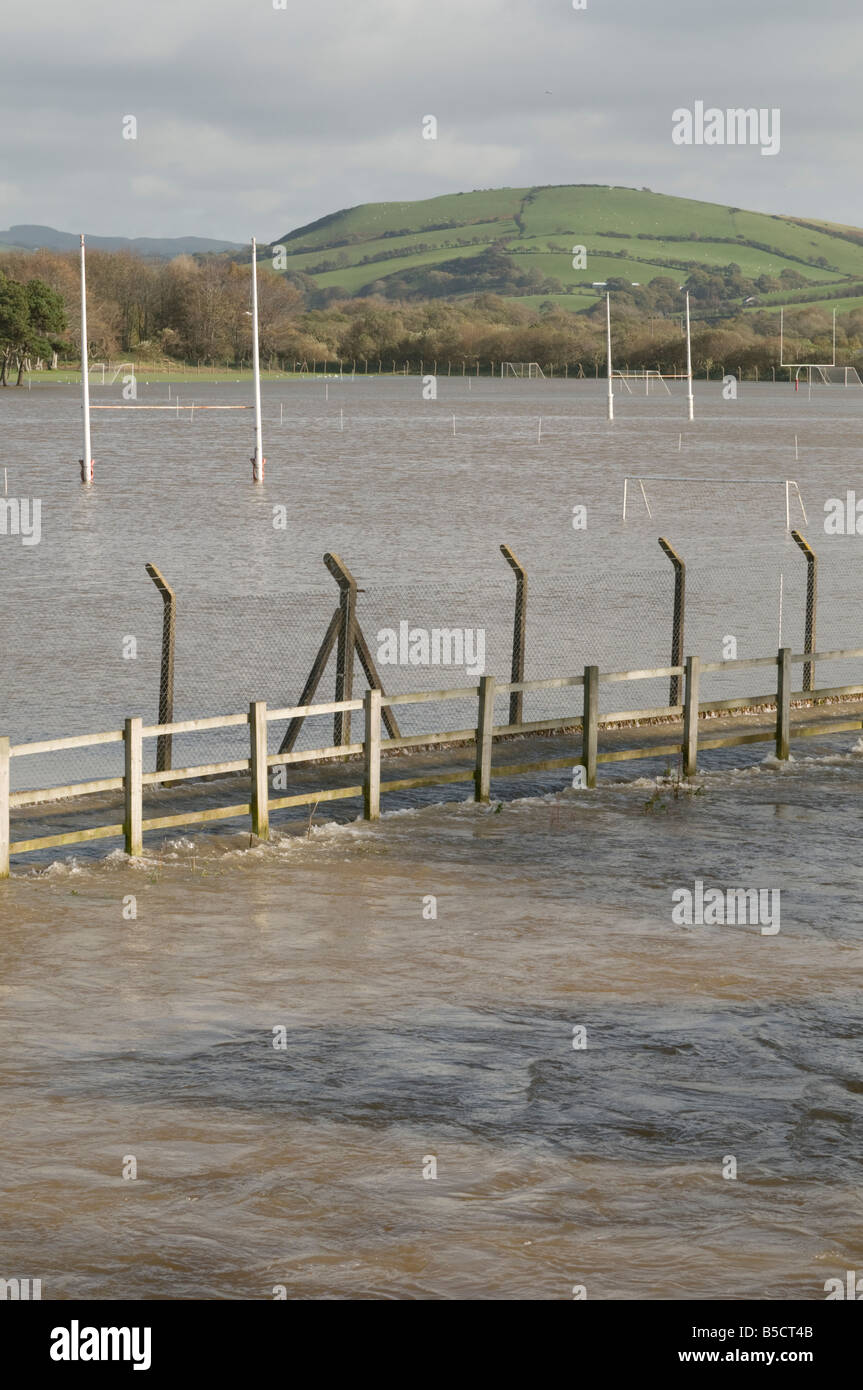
[658,538,686,705]
[791,530,817,691]
[474,675,496,802]
[0,737,9,879]
[582,665,598,787]
[124,716,143,856]
[500,544,527,726]
[682,655,700,776]
[776,647,791,759]
[363,688,381,820]
[250,700,269,839]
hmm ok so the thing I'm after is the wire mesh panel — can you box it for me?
[9,543,863,796]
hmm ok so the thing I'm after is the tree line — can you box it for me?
[0,270,67,384]
[1,247,860,382]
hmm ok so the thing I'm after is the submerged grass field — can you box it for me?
[20,369,338,386]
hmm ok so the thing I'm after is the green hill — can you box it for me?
[272,185,863,315]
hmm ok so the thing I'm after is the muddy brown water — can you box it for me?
[1,378,862,1298]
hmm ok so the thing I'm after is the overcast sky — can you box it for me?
[1,0,861,241]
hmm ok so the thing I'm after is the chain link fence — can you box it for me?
[9,544,863,797]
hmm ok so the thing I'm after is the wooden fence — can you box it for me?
[3,644,863,875]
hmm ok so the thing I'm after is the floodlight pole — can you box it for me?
[685,291,694,421]
[251,236,265,482]
[80,235,94,484]
[606,292,614,421]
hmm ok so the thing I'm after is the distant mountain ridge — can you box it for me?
[0,224,244,257]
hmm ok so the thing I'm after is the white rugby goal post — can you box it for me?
[502,362,546,378]
[779,306,860,383]
[621,474,808,530]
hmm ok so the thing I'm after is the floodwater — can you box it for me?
[1,378,862,1299]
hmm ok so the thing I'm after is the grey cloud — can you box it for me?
[0,0,860,239]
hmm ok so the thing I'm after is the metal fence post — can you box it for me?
[145,563,176,772]
[325,552,358,745]
[791,530,817,692]
[474,675,496,802]
[682,655,700,776]
[500,544,527,726]
[363,688,381,820]
[278,607,341,755]
[0,737,9,878]
[776,647,791,759]
[659,538,686,705]
[582,665,598,787]
[124,716,143,857]
[250,700,269,839]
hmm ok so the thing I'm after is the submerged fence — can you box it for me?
[4,643,863,874]
[11,533,858,789]
[7,528,863,855]
[49,358,840,382]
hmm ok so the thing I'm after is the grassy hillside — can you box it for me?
[272,185,863,315]
[278,189,524,249]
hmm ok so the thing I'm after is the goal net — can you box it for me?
[611,369,689,396]
[621,475,808,529]
[502,362,546,378]
[793,365,863,386]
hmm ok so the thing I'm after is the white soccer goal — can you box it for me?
[792,364,863,386]
[621,474,808,530]
[611,369,690,396]
[86,362,138,386]
[502,362,546,378]
[779,306,860,383]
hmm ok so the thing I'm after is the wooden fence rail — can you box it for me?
[3,644,863,875]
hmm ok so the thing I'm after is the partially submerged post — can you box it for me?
[474,675,496,802]
[250,236,265,482]
[500,544,527,726]
[249,700,269,839]
[658,538,686,705]
[363,688,381,820]
[0,737,9,879]
[123,717,143,857]
[776,647,791,759]
[145,563,176,772]
[685,290,694,422]
[791,529,817,691]
[682,655,700,776]
[606,292,614,421]
[79,235,94,484]
[582,665,599,787]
